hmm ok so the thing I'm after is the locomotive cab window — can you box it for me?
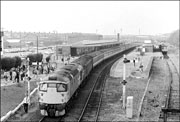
[56,83,67,92]
[39,83,47,92]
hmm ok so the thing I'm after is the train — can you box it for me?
[56,41,123,57]
[38,42,136,117]
[159,44,168,59]
[160,44,168,55]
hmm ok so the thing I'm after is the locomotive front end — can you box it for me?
[38,81,69,117]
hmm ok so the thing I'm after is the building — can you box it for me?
[6,39,21,48]
[143,40,153,52]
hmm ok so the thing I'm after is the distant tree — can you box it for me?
[9,57,16,69]
[27,54,36,63]
[1,57,16,71]
[167,30,179,47]
[1,57,10,70]
[27,53,43,65]
[14,56,22,68]
[36,53,43,62]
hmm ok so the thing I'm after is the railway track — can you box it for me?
[39,116,61,122]
[159,58,180,122]
[77,61,112,122]
[76,48,134,122]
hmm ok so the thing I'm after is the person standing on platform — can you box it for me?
[139,63,144,72]
[9,69,12,81]
[4,70,8,82]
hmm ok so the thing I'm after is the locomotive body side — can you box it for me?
[72,55,93,79]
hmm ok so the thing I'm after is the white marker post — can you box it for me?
[126,96,133,118]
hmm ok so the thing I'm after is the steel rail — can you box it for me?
[77,63,109,122]
[160,59,180,122]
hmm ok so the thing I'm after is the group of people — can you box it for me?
[3,62,57,84]
[132,56,143,72]
[32,64,54,75]
[3,65,28,83]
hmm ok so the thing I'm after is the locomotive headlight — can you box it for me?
[39,83,47,92]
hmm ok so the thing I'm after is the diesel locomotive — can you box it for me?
[38,42,135,117]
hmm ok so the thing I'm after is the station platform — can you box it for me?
[0,57,78,118]
[110,50,163,79]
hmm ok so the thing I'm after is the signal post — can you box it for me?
[122,54,138,109]
[122,55,129,109]
[24,57,30,113]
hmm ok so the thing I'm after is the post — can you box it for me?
[1,31,4,55]
[122,54,127,109]
[126,96,133,118]
[37,35,39,78]
[27,58,30,105]
[20,32,21,54]
[117,33,119,42]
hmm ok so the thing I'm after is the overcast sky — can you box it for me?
[1,1,179,35]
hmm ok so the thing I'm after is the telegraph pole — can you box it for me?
[37,35,38,54]
[1,29,4,55]
[117,33,120,42]
[36,35,39,78]
[20,32,22,55]
[139,28,140,35]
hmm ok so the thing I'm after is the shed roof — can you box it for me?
[6,39,20,43]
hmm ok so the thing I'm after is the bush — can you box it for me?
[14,56,22,68]
[9,57,16,68]
[27,53,43,65]
[1,56,20,71]
[36,53,43,62]
[27,54,36,63]
[1,57,11,70]
[46,55,51,63]
[1,57,16,71]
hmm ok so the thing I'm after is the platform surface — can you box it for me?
[110,51,163,79]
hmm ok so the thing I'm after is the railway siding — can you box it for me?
[158,58,180,122]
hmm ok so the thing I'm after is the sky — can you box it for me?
[1,1,179,35]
